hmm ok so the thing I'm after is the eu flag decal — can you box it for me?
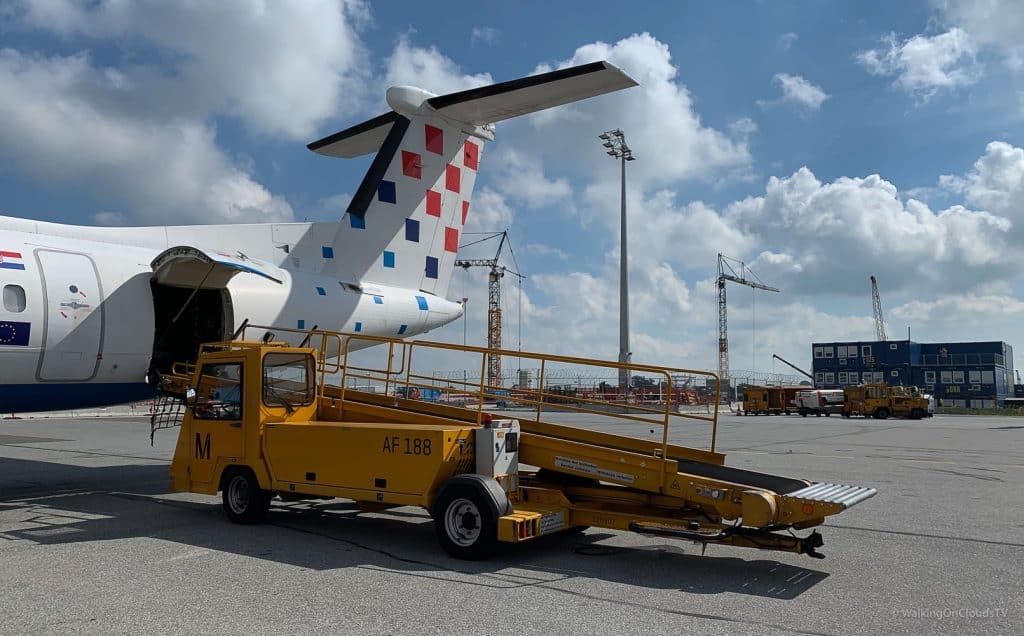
[0,321,31,346]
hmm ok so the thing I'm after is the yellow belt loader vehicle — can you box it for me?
[158,325,876,560]
[842,383,930,420]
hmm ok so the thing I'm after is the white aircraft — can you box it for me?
[0,61,637,412]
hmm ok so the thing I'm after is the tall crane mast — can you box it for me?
[717,253,779,390]
[870,275,887,341]
[455,231,522,389]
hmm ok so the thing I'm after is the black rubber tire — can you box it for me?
[910,408,924,420]
[221,468,271,524]
[874,407,890,420]
[433,485,499,560]
[799,409,808,417]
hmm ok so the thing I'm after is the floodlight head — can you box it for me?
[602,141,614,148]
[598,133,611,140]
[606,150,617,156]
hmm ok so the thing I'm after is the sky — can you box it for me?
[1,0,1023,380]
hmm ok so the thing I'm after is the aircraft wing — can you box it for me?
[426,61,638,125]
[151,246,285,287]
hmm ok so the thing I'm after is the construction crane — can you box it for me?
[772,353,813,381]
[455,230,523,389]
[870,275,887,342]
[717,254,779,392]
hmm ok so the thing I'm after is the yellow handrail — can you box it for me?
[239,324,721,455]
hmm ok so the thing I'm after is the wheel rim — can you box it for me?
[444,497,481,547]
[227,475,249,514]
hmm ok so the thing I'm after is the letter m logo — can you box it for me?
[195,432,211,460]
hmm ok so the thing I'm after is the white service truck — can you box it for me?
[794,389,845,417]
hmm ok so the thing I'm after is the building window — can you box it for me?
[952,370,964,384]
[968,370,981,383]
[815,372,824,385]
[925,371,936,384]
[824,347,834,359]
[848,346,858,357]
[2,285,25,313]
[862,345,872,357]
[838,347,847,358]
[941,371,952,384]
[891,370,899,377]
[838,372,847,384]
[890,343,898,350]
[814,347,823,359]
[982,370,994,384]
[824,372,835,384]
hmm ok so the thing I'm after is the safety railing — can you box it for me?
[239,325,722,456]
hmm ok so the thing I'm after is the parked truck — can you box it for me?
[794,389,845,417]
[842,383,931,420]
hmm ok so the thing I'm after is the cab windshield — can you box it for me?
[263,352,315,408]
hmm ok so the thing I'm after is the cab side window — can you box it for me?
[194,362,243,420]
[3,285,26,313]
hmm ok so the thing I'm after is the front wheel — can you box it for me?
[874,407,890,420]
[434,486,498,560]
[222,468,271,524]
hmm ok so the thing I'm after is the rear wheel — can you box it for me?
[910,408,924,420]
[434,486,498,560]
[874,407,890,420]
[221,468,271,524]
[799,408,808,417]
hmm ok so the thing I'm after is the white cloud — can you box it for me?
[0,50,292,225]
[471,26,499,46]
[383,37,492,97]
[465,187,515,232]
[857,28,980,99]
[778,32,798,50]
[524,243,569,261]
[729,117,758,139]
[769,73,830,110]
[934,0,1024,69]
[940,141,1024,225]
[14,0,370,140]
[892,293,1024,324]
[490,148,572,209]
[516,33,751,189]
[726,166,1013,294]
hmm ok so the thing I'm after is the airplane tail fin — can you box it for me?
[308,61,637,298]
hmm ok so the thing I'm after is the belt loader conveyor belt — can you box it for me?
[324,387,877,554]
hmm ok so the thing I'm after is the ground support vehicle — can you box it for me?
[795,389,844,417]
[161,326,876,560]
[741,385,802,415]
[842,383,930,419]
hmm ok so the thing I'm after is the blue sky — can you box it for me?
[1,0,1023,378]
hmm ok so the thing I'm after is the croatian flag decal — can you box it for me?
[0,251,25,270]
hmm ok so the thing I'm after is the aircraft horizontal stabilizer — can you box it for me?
[427,61,637,125]
[307,111,401,159]
[307,61,637,158]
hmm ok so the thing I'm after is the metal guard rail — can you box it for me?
[239,324,722,454]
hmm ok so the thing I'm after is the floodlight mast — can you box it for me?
[599,129,635,397]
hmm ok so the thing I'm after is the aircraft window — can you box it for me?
[193,362,243,420]
[263,352,315,408]
[3,285,26,313]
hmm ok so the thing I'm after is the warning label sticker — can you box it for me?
[553,456,635,484]
[539,511,565,534]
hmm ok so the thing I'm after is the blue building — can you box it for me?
[811,340,1014,408]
